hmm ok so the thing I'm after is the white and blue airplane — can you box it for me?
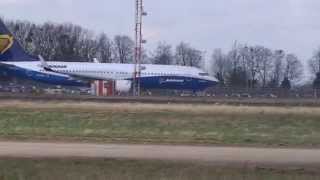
[0,19,218,92]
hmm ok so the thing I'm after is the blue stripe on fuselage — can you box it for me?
[0,65,90,87]
[131,76,217,91]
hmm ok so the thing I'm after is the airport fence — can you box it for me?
[1,81,320,99]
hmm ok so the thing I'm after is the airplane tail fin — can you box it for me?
[0,18,38,61]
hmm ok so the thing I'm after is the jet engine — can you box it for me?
[115,80,132,93]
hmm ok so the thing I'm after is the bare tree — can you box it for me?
[33,22,60,60]
[187,48,203,68]
[225,44,248,88]
[211,48,230,85]
[175,42,188,66]
[309,47,320,75]
[255,46,273,88]
[77,29,97,61]
[225,44,284,88]
[96,33,113,63]
[113,35,134,64]
[243,46,259,88]
[175,42,203,67]
[228,43,243,72]
[151,42,174,65]
[283,53,303,83]
[269,50,285,87]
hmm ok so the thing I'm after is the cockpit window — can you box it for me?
[199,73,209,76]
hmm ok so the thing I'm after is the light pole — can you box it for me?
[133,0,147,96]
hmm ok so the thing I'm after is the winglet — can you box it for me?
[38,55,53,72]
[38,55,47,67]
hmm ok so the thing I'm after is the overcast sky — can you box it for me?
[1,0,320,62]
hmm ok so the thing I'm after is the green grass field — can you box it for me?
[0,158,318,180]
[0,101,320,146]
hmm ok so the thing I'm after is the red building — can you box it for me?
[91,80,115,96]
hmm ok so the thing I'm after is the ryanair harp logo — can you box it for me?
[0,34,13,54]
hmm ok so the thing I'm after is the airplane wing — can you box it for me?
[66,73,105,81]
[0,62,17,68]
[39,55,107,82]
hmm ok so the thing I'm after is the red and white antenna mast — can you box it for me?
[133,0,147,96]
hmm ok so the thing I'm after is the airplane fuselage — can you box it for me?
[0,61,218,91]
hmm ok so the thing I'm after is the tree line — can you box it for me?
[4,19,203,68]
[3,18,320,89]
[211,45,303,89]
[211,44,320,89]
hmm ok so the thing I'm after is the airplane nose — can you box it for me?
[209,80,218,87]
[208,77,219,87]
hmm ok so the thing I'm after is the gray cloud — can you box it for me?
[1,0,320,62]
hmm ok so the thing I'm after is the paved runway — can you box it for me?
[0,142,319,167]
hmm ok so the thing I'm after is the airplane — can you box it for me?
[0,19,218,92]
